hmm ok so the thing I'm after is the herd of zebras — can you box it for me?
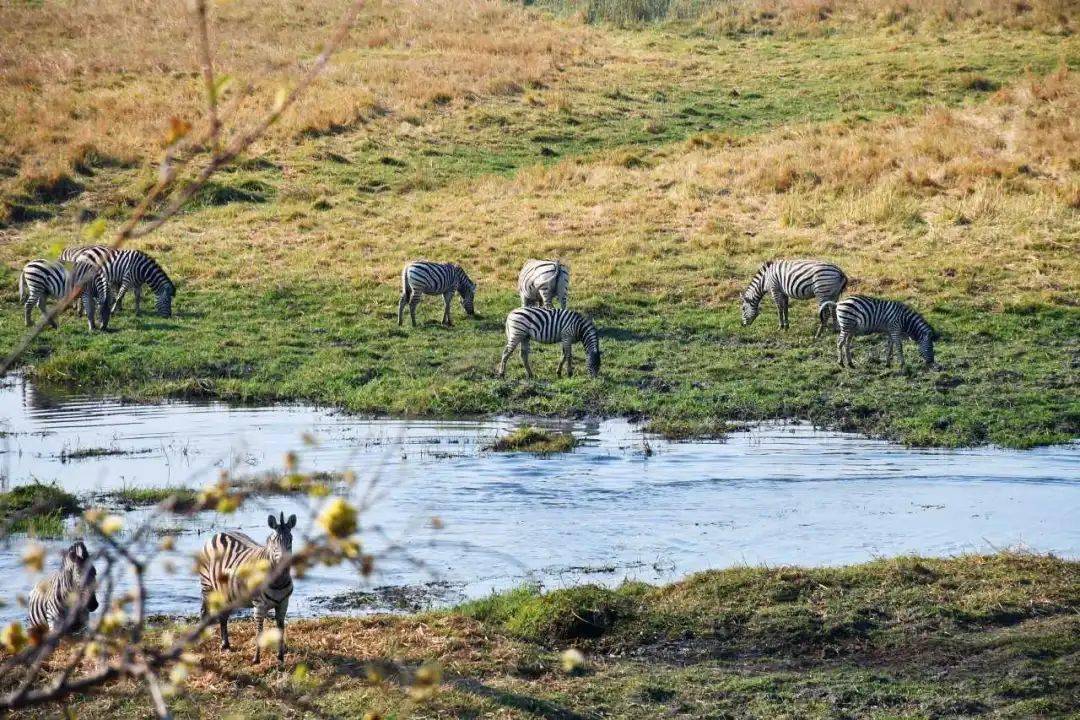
[17,245,175,331]
[399,256,936,373]
[21,256,937,660]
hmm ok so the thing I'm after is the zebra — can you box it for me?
[397,261,476,327]
[498,307,600,379]
[197,512,296,663]
[518,259,570,309]
[63,246,175,318]
[19,259,111,331]
[27,541,99,633]
[741,260,848,337]
[821,296,936,368]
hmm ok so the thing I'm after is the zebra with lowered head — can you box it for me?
[518,259,570,309]
[397,261,476,327]
[19,259,111,331]
[821,295,936,369]
[28,541,100,633]
[741,259,848,336]
[498,307,600,379]
[197,512,296,664]
[63,246,175,318]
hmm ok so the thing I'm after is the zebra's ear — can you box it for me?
[286,514,297,530]
[268,514,278,529]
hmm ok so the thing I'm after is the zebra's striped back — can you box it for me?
[27,541,99,633]
[833,295,935,366]
[61,244,114,267]
[518,259,570,309]
[741,259,848,326]
[505,307,600,375]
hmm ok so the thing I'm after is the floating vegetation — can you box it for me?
[486,427,577,454]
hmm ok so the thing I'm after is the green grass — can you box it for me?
[0,27,1076,448]
[96,486,199,511]
[486,426,578,453]
[10,553,1078,719]
[0,483,80,537]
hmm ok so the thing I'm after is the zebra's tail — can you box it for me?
[554,258,569,295]
[818,300,838,326]
[400,265,412,301]
[18,270,25,304]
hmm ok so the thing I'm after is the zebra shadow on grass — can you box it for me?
[317,653,589,720]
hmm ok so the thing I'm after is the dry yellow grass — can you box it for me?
[0,0,590,203]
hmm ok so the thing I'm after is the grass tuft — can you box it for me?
[486,427,578,453]
[0,483,81,537]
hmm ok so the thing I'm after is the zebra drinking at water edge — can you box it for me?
[498,307,600,378]
[197,512,296,664]
[28,541,99,633]
[518,259,570,309]
[19,259,111,331]
[397,261,476,327]
[62,246,176,318]
[741,259,848,336]
[822,295,936,368]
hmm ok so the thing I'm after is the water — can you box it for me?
[1,376,1077,625]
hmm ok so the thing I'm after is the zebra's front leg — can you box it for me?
[442,292,454,326]
[409,297,421,328]
[773,291,789,330]
[276,601,288,663]
[895,338,905,369]
[85,295,97,332]
[252,613,264,664]
[520,338,534,379]
[111,284,128,315]
[133,285,142,317]
[498,338,519,378]
[557,341,573,378]
[219,612,232,651]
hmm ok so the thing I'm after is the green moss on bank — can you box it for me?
[0,484,80,537]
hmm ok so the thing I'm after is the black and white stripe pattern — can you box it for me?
[197,513,296,663]
[498,307,600,378]
[741,259,848,336]
[27,541,99,633]
[19,259,111,331]
[822,295,936,368]
[64,246,175,318]
[59,244,114,266]
[397,261,476,327]
[518,259,570,309]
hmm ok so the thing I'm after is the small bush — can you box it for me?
[0,484,80,536]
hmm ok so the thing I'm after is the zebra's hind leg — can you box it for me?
[24,298,34,327]
[397,294,408,326]
[520,338,534,379]
[409,297,421,328]
[39,297,57,329]
[498,339,519,378]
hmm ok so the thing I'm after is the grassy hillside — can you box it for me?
[0,0,1077,446]
[7,554,1079,718]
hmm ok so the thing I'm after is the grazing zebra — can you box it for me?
[741,260,848,336]
[19,259,111,331]
[821,296,936,368]
[197,513,296,663]
[397,261,476,327]
[64,246,175,318]
[518,259,570,309]
[498,307,600,378]
[27,541,99,633]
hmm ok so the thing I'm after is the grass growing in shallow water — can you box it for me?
[0,484,80,537]
[12,553,1078,719]
[487,426,578,453]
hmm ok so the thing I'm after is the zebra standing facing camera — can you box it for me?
[19,259,111,331]
[741,259,848,336]
[197,512,296,664]
[397,261,476,327]
[822,295,936,368]
[518,259,570,309]
[28,541,99,633]
[498,307,600,378]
